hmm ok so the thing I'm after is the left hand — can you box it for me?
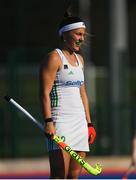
[88,123,96,144]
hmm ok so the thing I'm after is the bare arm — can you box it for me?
[39,50,61,134]
[80,84,92,124]
[77,54,92,123]
[80,83,97,144]
[78,54,96,144]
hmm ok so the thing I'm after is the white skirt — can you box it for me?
[46,114,89,152]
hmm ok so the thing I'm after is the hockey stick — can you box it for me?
[4,95,102,176]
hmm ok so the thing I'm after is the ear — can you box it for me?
[62,33,67,40]
[62,32,68,42]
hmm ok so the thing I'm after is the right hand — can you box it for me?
[44,122,56,138]
[88,123,96,144]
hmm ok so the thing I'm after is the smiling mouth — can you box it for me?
[75,41,81,46]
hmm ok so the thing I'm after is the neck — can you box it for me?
[62,46,74,55]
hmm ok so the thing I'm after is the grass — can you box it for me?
[0,65,136,157]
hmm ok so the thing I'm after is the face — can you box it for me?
[63,28,86,52]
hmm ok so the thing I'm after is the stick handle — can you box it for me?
[4,96,44,131]
[4,95,102,175]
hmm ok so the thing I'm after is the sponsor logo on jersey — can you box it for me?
[64,64,68,69]
[68,70,74,75]
[64,80,84,87]
[61,136,66,142]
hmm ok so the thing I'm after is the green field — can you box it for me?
[0,64,136,158]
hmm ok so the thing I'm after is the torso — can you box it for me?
[50,48,85,122]
[47,48,89,152]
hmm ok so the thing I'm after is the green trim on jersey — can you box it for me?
[50,81,59,107]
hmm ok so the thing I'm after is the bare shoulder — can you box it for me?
[48,49,60,61]
[76,53,84,66]
[40,49,61,70]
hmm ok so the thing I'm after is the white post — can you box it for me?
[109,0,129,154]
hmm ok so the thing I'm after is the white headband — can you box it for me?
[59,22,86,36]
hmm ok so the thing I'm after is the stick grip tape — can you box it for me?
[4,96,11,102]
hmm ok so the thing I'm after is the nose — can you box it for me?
[80,35,84,41]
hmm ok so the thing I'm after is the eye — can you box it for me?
[76,32,85,37]
[76,32,82,36]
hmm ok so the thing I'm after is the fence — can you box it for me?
[0,48,135,158]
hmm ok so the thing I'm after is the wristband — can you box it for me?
[44,118,53,123]
[88,123,93,127]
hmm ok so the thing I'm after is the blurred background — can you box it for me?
[0,0,136,178]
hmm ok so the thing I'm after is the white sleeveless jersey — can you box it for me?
[50,48,85,122]
[47,48,89,152]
